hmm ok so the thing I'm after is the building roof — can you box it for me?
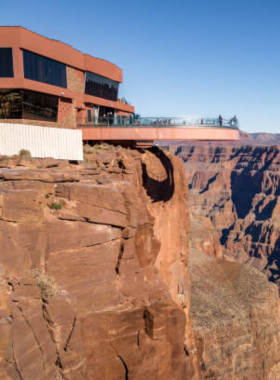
[0,26,123,82]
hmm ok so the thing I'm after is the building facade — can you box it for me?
[0,26,134,129]
[0,27,239,145]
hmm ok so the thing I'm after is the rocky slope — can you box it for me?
[184,144,280,379]
[189,215,280,380]
[1,146,280,379]
[177,145,280,287]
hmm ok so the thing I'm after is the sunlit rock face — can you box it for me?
[0,147,194,380]
[1,145,280,380]
[176,145,280,380]
[189,246,280,380]
[177,145,280,288]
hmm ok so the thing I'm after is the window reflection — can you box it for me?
[0,89,58,121]
[23,50,67,88]
[85,72,119,101]
[22,90,58,121]
[0,48,14,78]
[0,90,22,119]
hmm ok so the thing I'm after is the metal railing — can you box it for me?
[77,116,239,129]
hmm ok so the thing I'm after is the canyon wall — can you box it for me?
[189,221,280,380]
[182,145,280,379]
[1,146,280,379]
[177,145,280,287]
[0,148,194,379]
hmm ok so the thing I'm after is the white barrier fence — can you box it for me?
[0,123,83,160]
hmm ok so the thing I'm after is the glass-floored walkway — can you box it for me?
[78,117,240,142]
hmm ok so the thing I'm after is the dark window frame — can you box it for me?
[23,49,67,88]
[0,48,14,78]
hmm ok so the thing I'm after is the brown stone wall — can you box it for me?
[57,98,77,129]
[66,66,84,94]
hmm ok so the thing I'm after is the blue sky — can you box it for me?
[1,0,280,133]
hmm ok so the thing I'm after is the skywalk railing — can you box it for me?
[77,116,239,129]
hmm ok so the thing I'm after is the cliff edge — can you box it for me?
[1,146,280,379]
[0,147,193,380]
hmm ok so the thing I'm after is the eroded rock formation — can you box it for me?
[189,213,280,380]
[177,145,280,287]
[1,145,280,380]
[174,144,280,379]
[0,148,193,379]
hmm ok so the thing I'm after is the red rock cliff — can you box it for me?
[0,147,194,379]
[2,146,280,380]
[177,145,280,287]
[177,145,280,380]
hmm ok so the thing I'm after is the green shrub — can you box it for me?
[94,144,102,150]
[0,155,9,162]
[45,193,51,199]
[50,202,62,210]
[19,149,31,157]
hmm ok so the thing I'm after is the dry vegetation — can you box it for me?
[31,269,62,298]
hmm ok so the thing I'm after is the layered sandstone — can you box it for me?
[0,147,193,379]
[189,214,280,380]
[177,145,280,287]
[1,146,280,380]
[175,145,280,379]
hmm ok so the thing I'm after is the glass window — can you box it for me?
[23,50,67,88]
[0,89,58,121]
[87,109,92,122]
[0,48,14,78]
[0,89,22,119]
[85,72,119,101]
[22,90,58,121]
